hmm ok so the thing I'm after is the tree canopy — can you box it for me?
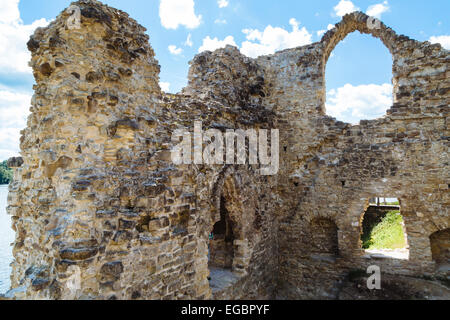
[0,160,13,184]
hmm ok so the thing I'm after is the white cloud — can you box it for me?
[159,82,171,92]
[214,19,227,25]
[168,45,183,55]
[326,83,393,124]
[185,33,193,47]
[198,35,237,53]
[217,0,229,8]
[0,86,31,160]
[0,0,49,74]
[159,0,202,30]
[429,35,450,50]
[333,0,359,17]
[240,18,312,58]
[366,1,390,19]
[317,24,336,38]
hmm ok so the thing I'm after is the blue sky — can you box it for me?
[0,0,449,160]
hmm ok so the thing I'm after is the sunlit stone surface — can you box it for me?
[4,0,449,300]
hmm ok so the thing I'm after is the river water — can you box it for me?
[0,185,13,294]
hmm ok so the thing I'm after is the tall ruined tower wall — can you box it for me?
[5,1,449,300]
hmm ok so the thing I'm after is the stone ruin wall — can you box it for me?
[4,0,449,300]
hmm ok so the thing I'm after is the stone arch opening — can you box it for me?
[430,229,450,272]
[360,197,409,260]
[208,196,236,270]
[320,12,397,124]
[310,218,339,256]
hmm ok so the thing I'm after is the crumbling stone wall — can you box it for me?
[5,1,449,300]
[430,229,450,264]
[261,12,449,299]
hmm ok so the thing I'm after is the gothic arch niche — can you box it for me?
[207,170,258,295]
[309,217,339,257]
[320,12,398,123]
[360,197,409,260]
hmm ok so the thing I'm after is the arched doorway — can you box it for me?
[207,173,255,295]
[360,197,409,260]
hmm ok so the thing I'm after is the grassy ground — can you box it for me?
[362,210,407,250]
